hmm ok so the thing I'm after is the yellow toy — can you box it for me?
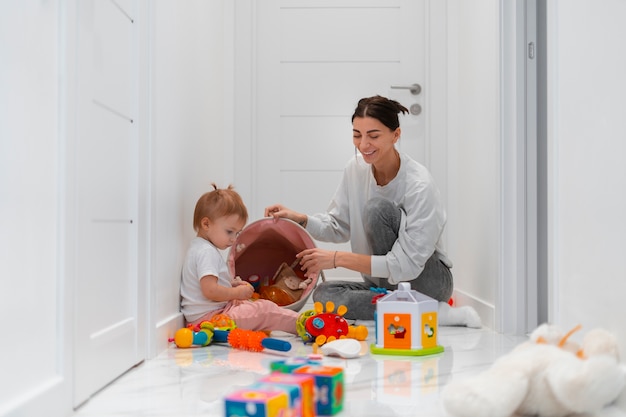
[171,326,213,348]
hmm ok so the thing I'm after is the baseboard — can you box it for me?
[451,289,495,330]
[317,276,496,329]
[152,312,185,358]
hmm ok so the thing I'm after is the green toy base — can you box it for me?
[369,344,444,356]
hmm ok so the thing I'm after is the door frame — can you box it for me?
[499,0,545,335]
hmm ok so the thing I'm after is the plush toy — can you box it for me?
[258,262,312,306]
[442,323,625,417]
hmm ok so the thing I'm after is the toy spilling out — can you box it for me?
[370,282,444,356]
[297,301,368,348]
[169,314,292,353]
[257,260,313,307]
[227,218,324,311]
[442,323,626,417]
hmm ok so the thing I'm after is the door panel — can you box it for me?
[280,63,403,115]
[252,0,426,279]
[280,8,402,61]
[74,0,141,406]
[390,89,426,166]
[280,117,355,171]
[280,171,346,214]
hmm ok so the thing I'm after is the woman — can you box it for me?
[265,95,480,327]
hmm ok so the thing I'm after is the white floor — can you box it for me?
[72,317,626,417]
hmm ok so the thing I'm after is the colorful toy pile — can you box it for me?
[168,285,451,416]
[170,304,369,357]
[224,357,345,417]
[168,314,292,353]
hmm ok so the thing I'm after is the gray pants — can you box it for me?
[312,197,453,320]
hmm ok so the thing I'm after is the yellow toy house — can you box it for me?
[370,282,444,356]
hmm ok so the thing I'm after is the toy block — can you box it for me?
[269,357,320,374]
[370,282,444,356]
[224,386,289,417]
[293,365,344,416]
[260,373,315,417]
[248,382,301,417]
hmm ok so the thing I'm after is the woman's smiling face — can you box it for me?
[352,116,400,165]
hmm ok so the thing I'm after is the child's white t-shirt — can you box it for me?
[180,237,232,322]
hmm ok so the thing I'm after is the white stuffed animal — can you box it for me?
[442,323,625,417]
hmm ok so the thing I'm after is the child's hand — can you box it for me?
[231,276,247,286]
[234,282,254,300]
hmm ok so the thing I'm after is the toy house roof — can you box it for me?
[377,283,435,304]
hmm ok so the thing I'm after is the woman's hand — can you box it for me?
[264,204,307,226]
[296,248,336,279]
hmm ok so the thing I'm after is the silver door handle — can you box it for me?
[391,83,422,95]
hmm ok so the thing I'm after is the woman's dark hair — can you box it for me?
[351,95,409,131]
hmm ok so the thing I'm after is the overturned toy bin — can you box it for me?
[227,218,324,311]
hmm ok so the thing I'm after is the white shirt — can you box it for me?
[306,152,451,285]
[180,237,231,322]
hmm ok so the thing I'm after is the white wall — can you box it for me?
[447,0,626,351]
[446,0,501,329]
[548,0,626,361]
[149,0,231,356]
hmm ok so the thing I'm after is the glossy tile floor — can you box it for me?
[73,318,626,417]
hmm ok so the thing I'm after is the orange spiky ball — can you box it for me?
[227,328,267,352]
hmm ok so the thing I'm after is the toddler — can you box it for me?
[180,184,300,333]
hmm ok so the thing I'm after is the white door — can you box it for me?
[236,0,439,279]
[73,0,142,406]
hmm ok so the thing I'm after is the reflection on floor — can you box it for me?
[73,321,626,417]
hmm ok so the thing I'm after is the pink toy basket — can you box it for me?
[227,218,325,312]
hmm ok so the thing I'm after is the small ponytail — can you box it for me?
[193,183,248,231]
